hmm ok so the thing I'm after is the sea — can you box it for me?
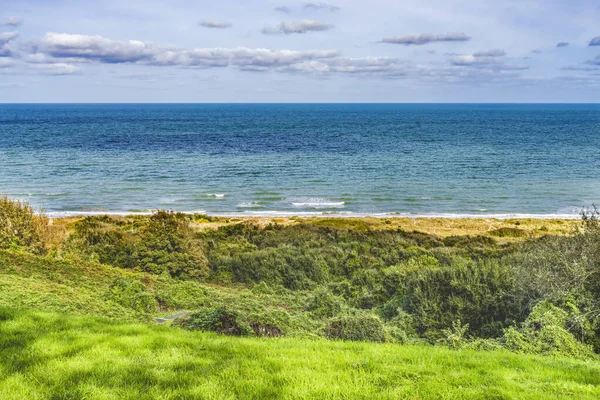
[1,103,599,219]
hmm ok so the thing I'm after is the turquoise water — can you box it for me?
[1,104,599,218]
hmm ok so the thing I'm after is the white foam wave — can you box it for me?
[45,210,206,218]
[10,193,68,197]
[42,209,581,220]
[237,202,264,208]
[204,193,225,198]
[291,198,345,208]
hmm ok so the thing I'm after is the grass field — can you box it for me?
[1,307,600,400]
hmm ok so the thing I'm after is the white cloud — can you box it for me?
[27,32,341,71]
[380,32,471,46]
[275,6,292,14]
[199,20,232,29]
[279,56,416,77]
[473,49,506,57]
[33,33,160,63]
[262,20,334,35]
[0,32,18,58]
[4,17,22,27]
[17,32,537,86]
[304,3,340,12]
[449,49,528,71]
[32,63,82,75]
[0,32,18,45]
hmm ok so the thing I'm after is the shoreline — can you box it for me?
[43,210,584,220]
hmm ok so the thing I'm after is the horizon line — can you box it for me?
[1,102,600,105]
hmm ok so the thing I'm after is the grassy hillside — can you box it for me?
[2,197,600,398]
[2,308,600,400]
[0,250,325,336]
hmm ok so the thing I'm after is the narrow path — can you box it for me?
[154,312,190,323]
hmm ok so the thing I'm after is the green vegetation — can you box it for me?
[2,308,600,400]
[0,196,48,254]
[1,197,600,397]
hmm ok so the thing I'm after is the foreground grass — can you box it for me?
[1,308,599,400]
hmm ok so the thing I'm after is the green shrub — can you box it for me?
[155,281,208,310]
[386,309,418,338]
[402,260,520,339]
[384,325,409,344]
[439,320,470,349]
[502,301,593,358]
[64,216,137,268]
[105,277,158,314]
[251,281,274,295]
[135,211,208,279]
[380,295,404,320]
[324,313,386,343]
[182,307,253,336]
[246,309,290,337]
[0,196,48,254]
[307,287,345,318]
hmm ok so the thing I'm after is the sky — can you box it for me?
[1,0,600,102]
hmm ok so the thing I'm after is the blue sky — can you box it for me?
[1,0,599,102]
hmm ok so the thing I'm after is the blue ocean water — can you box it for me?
[1,104,599,218]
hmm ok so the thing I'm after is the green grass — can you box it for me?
[0,250,322,335]
[1,308,599,400]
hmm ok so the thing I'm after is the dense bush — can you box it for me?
[181,307,253,336]
[501,301,594,358]
[135,211,208,279]
[401,259,521,339]
[245,309,290,337]
[64,216,137,268]
[324,313,386,343]
[66,212,209,280]
[306,287,345,318]
[0,196,48,254]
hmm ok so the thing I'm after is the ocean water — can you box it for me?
[1,103,599,218]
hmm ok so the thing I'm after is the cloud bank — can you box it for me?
[304,3,340,12]
[380,32,471,46]
[27,33,341,71]
[262,20,333,35]
[200,20,232,29]
[1,30,535,87]
[589,37,600,46]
